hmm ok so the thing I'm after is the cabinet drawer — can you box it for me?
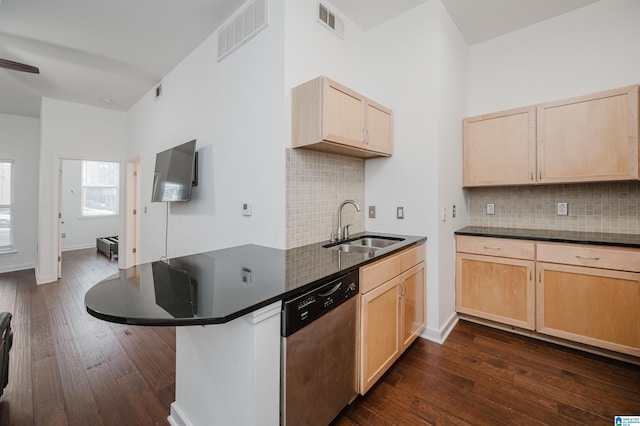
[360,243,425,294]
[456,235,535,260]
[537,243,640,272]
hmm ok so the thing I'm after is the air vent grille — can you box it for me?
[218,0,269,61]
[318,2,344,38]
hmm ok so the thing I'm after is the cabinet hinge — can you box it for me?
[133,209,137,215]
[132,248,137,254]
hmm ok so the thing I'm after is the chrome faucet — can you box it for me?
[335,200,361,241]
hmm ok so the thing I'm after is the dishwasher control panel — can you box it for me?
[281,270,359,337]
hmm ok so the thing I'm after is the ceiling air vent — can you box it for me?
[318,2,344,39]
[218,0,269,61]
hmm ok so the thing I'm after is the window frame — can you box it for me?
[0,160,14,253]
[80,160,120,218]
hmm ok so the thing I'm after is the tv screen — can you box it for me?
[151,139,197,202]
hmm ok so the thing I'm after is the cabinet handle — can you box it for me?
[576,255,600,262]
[539,170,542,180]
[399,280,406,297]
[483,246,502,251]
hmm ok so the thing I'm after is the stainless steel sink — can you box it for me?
[324,235,405,253]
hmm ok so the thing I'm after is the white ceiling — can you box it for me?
[0,0,601,118]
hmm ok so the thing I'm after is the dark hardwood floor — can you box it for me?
[1,249,639,425]
[0,249,175,426]
[337,322,640,426]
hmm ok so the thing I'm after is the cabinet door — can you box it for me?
[360,279,400,394]
[400,261,426,352]
[537,85,639,183]
[456,253,535,330]
[364,101,392,156]
[463,107,536,186]
[537,262,640,357]
[322,80,365,149]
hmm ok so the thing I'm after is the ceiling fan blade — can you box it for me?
[0,58,40,74]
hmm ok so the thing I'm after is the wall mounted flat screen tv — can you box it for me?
[151,139,198,202]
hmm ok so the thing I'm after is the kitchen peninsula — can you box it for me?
[85,233,426,426]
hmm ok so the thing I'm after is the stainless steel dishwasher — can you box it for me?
[281,269,359,426]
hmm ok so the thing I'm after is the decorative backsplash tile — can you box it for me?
[467,182,640,234]
[286,149,365,249]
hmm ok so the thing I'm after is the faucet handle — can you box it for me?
[343,224,352,239]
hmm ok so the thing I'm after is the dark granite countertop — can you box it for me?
[455,226,640,248]
[84,232,426,326]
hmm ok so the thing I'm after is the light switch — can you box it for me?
[242,202,252,216]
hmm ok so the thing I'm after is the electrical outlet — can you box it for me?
[452,204,456,218]
[486,203,495,215]
[369,206,376,218]
[557,202,568,216]
[397,207,404,219]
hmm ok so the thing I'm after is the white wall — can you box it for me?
[60,159,119,251]
[285,0,468,340]
[0,113,39,273]
[468,0,640,115]
[38,98,127,283]
[127,0,286,263]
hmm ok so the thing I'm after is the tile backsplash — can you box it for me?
[468,182,640,234]
[286,148,365,248]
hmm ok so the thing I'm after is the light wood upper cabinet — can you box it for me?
[537,85,639,183]
[462,84,640,187]
[359,244,425,395]
[463,107,536,186]
[292,76,393,159]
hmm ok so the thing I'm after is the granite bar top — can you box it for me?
[85,232,426,326]
[455,226,640,248]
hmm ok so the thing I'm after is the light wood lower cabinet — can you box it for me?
[536,242,640,357]
[455,236,536,330]
[359,244,425,395]
[456,236,640,358]
[536,262,640,357]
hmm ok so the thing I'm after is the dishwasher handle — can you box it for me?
[317,282,342,297]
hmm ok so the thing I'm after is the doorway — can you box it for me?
[57,159,122,278]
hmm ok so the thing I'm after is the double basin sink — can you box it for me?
[323,235,405,254]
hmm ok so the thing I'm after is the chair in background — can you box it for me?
[0,312,12,398]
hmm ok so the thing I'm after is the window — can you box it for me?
[82,161,119,217]
[0,161,13,251]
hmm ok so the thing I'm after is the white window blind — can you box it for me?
[0,160,13,251]
[81,161,119,217]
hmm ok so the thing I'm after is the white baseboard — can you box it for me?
[35,269,57,285]
[420,312,459,344]
[62,243,96,252]
[0,263,36,274]
[168,403,190,426]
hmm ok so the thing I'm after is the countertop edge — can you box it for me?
[455,226,640,249]
[86,234,428,327]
